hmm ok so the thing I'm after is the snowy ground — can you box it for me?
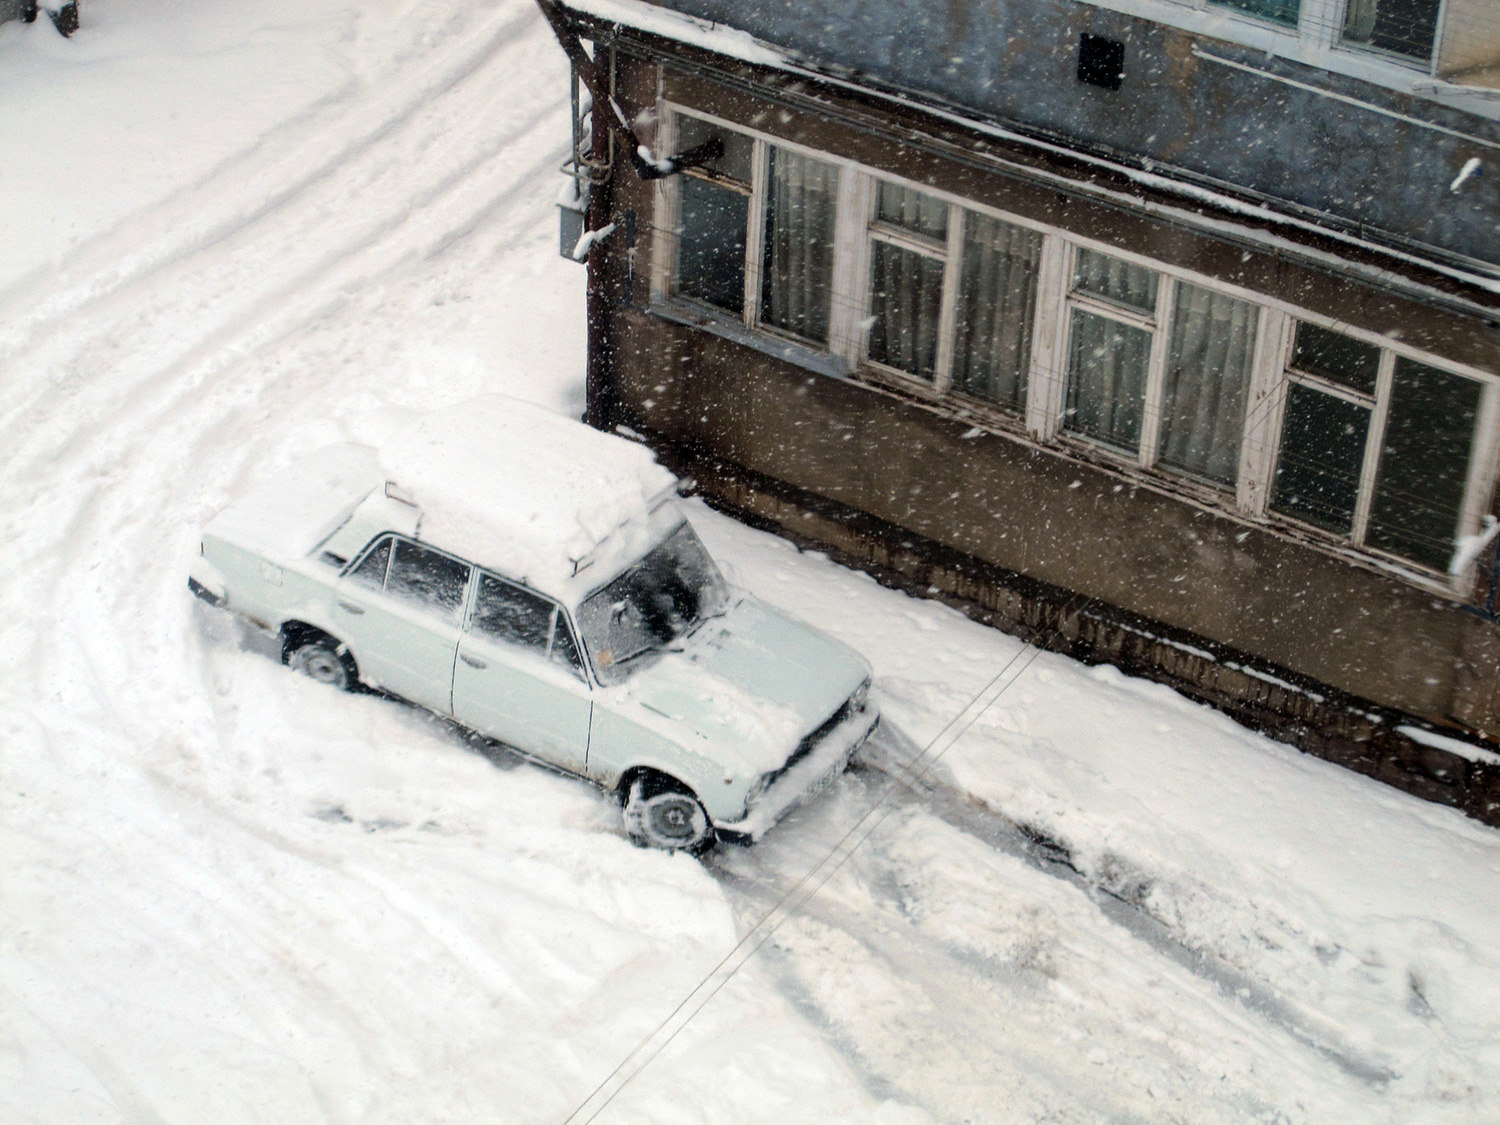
[3,3,1499,1123]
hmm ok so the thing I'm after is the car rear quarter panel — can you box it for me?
[204,536,343,643]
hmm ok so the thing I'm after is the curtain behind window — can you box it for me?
[1073,248,1157,313]
[761,148,840,345]
[868,241,944,379]
[1157,283,1258,487]
[1065,311,1151,451]
[952,213,1042,410]
[1342,0,1440,61]
[877,181,947,239]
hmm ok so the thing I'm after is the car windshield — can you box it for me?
[576,521,730,684]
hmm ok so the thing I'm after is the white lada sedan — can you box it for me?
[190,397,877,851]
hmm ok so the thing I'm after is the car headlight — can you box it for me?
[850,677,871,713]
[745,773,772,810]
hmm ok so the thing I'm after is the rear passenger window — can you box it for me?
[387,540,470,622]
[471,575,554,653]
[348,537,392,591]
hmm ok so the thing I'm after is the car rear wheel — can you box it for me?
[284,634,357,691]
[623,773,715,853]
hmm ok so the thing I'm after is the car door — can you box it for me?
[452,571,593,774]
[332,535,471,714]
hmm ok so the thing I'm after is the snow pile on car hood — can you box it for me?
[379,395,678,596]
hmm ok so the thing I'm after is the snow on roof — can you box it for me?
[378,395,679,597]
[559,0,785,67]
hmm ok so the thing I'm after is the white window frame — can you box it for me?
[1260,316,1500,571]
[857,185,964,388]
[653,103,1500,589]
[1052,246,1275,507]
[1053,249,1173,468]
[1327,0,1448,68]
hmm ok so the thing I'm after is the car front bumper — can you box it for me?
[713,704,880,844]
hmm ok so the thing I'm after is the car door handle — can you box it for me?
[337,600,366,615]
[460,653,487,669]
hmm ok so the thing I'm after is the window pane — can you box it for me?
[761,148,839,345]
[1343,0,1441,62]
[1065,310,1151,452]
[1367,360,1482,570]
[348,537,392,591]
[868,241,945,379]
[471,574,554,652]
[952,212,1042,411]
[678,177,748,314]
[675,116,754,183]
[876,181,948,240]
[1207,0,1300,27]
[1290,322,1379,395]
[387,541,470,623]
[1073,248,1158,314]
[1271,384,1370,535]
[1158,283,1258,487]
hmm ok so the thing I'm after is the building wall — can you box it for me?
[643,0,1500,272]
[658,68,1500,372]
[613,304,1477,719]
[591,47,1500,726]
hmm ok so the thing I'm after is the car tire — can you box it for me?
[623,773,715,853]
[284,634,357,691]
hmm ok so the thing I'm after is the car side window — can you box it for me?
[348,536,392,591]
[386,539,470,623]
[469,573,588,681]
[471,574,553,653]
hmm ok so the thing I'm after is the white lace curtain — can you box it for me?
[761,148,840,345]
[869,242,944,378]
[1065,311,1151,450]
[1157,282,1258,486]
[952,214,1043,409]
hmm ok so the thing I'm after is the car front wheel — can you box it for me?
[623,774,714,853]
[284,634,357,691]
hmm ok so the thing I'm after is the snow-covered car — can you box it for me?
[189,397,877,851]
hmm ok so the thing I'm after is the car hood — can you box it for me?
[613,595,871,776]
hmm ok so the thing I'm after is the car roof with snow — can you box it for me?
[207,396,682,604]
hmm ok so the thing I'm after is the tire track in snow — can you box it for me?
[348,866,534,1008]
[0,6,556,421]
[0,2,545,361]
[710,748,1391,1122]
[0,29,566,583]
